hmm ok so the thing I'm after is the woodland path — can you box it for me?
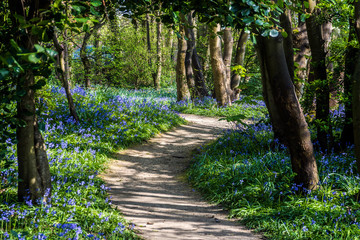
[102,114,262,240]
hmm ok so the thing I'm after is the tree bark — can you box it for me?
[306,8,330,151]
[352,0,360,175]
[181,13,196,98]
[155,15,162,89]
[176,22,191,101]
[53,31,79,122]
[209,24,230,106]
[223,27,235,101]
[9,0,52,203]
[353,56,360,174]
[183,12,208,98]
[256,35,319,190]
[280,8,295,83]
[293,20,310,99]
[231,30,248,98]
[340,17,358,147]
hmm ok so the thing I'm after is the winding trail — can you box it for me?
[102,114,262,240]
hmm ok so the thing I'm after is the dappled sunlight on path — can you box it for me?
[102,114,262,240]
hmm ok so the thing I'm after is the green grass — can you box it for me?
[169,96,267,120]
[187,122,360,239]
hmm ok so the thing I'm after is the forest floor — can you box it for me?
[102,114,263,240]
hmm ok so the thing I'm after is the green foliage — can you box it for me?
[231,65,246,78]
[188,122,360,239]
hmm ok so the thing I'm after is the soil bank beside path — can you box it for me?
[102,114,263,240]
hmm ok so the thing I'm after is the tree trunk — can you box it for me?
[183,12,208,98]
[63,30,71,86]
[231,30,248,98]
[182,13,196,98]
[341,17,359,147]
[94,27,103,85]
[80,31,93,88]
[209,24,230,106]
[80,21,104,88]
[155,15,162,89]
[256,35,319,190]
[280,8,295,83]
[53,31,80,122]
[9,0,52,203]
[352,0,360,175]
[306,8,330,151]
[353,56,360,174]
[223,27,235,101]
[176,23,191,101]
[293,20,310,99]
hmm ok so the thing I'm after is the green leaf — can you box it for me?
[304,1,309,9]
[34,44,45,53]
[0,69,9,78]
[300,14,308,22]
[281,31,288,38]
[255,19,264,26]
[91,0,102,7]
[269,29,279,38]
[90,6,100,16]
[10,39,22,52]
[75,18,89,23]
[27,53,41,63]
[45,48,58,58]
[243,17,254,24]
[175,32,182,39]
[250,34,257,44]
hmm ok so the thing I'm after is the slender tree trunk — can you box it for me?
[176,23,191,101]
[231,30,248,99]
[9,0,52,203]
[293,20,310,99]
[94,27,103,85]
[53,31,79,122]
[182,13,196,98]
[192,47,209,97]
[155,15,162,89]
[209,24,230,106]
[63,30,71,86]
[183,12,208,98]
[223,27,234,101]
[256,35,319,190]
[306,7,330,151]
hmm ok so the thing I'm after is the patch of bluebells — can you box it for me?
[1,86,183,239]
[188,120,360,239]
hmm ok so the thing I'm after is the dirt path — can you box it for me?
[102,114,262,240]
